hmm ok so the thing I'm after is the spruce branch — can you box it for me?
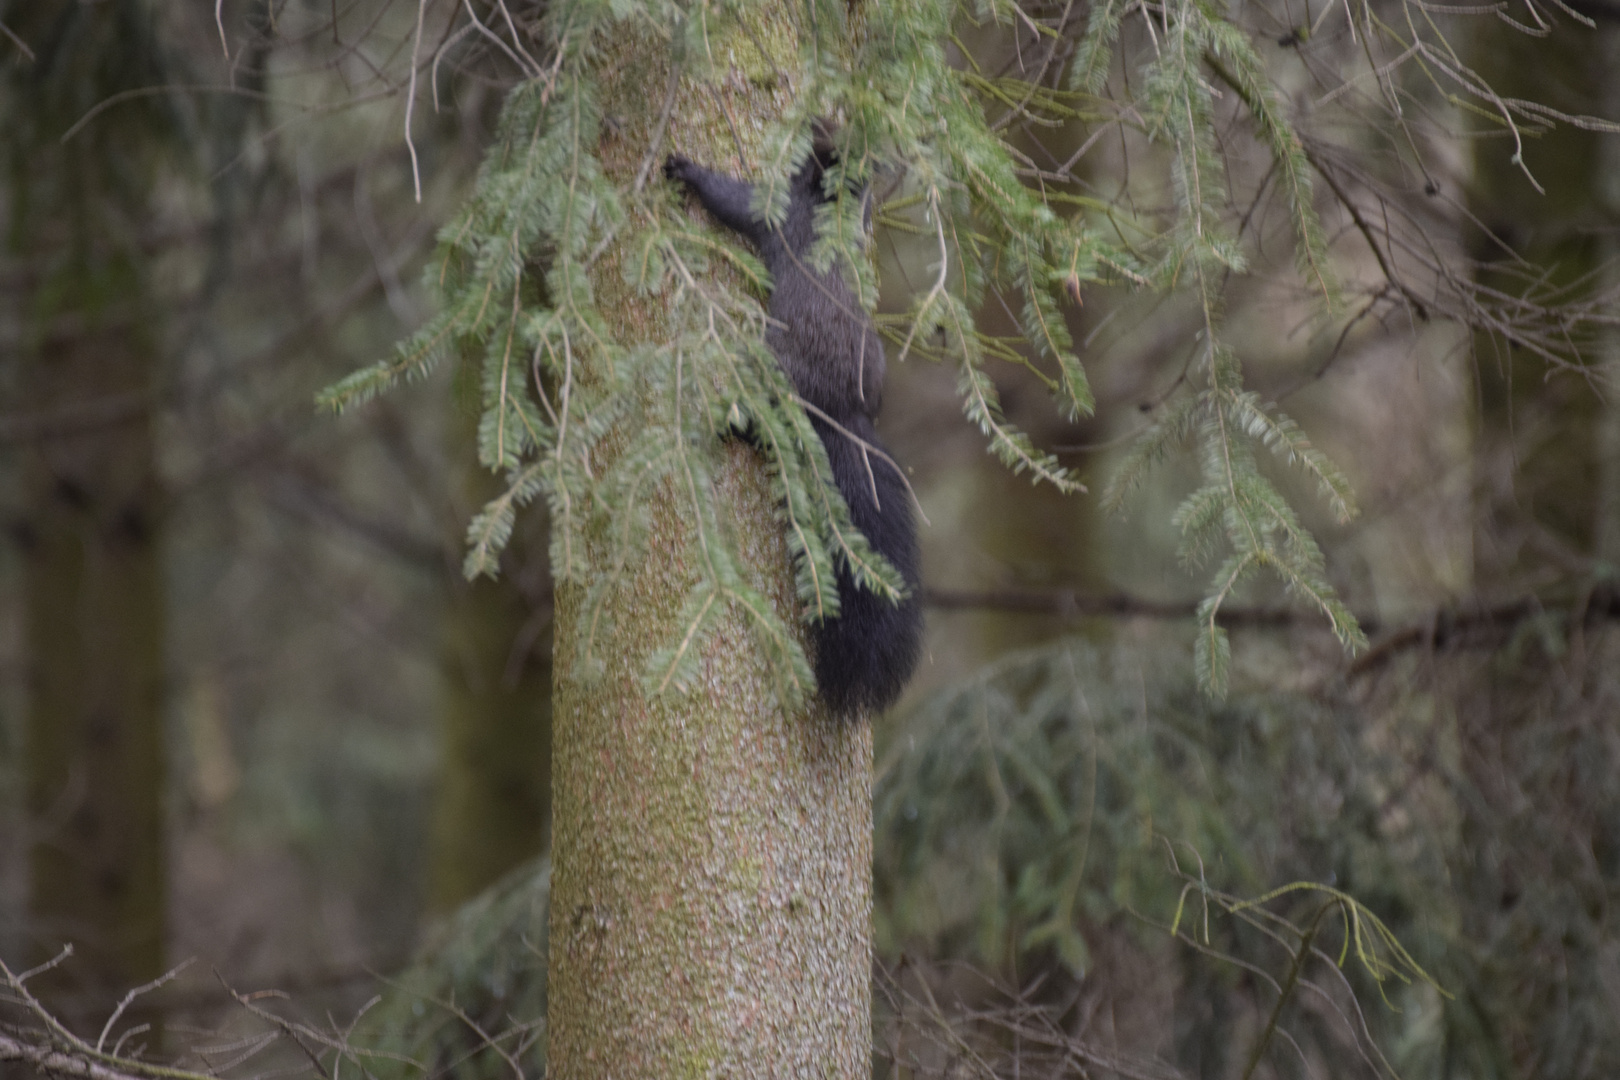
[325,0,1594,701]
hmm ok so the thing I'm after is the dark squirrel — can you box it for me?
[665,134,922,720]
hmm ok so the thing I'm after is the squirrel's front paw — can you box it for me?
[663,154,692,183]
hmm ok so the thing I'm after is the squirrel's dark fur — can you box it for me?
[665,136,922,720]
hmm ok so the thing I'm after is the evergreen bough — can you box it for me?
[320,0,1365,699]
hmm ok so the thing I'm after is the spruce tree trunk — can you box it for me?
[545,9,874,1075]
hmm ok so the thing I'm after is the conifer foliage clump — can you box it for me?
[323,0,1364,699]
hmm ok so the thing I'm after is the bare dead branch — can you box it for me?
[0,1033,183,1080]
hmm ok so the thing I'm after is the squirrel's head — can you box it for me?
[799,119,874,229]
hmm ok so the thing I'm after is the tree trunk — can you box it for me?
[545,11,874,1076]
[1596,28,1620,567]
[1467,21,1606,579]
[6,1,171,1021]
[20,277,166,1017]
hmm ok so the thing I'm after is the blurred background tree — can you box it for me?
[2,0,1619,1076]
[5,0,181,1022]
[0,0,551,1023]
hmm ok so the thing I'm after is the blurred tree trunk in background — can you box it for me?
[4,1,174,1016]
[1597,29,1620,569]
[1467,20,1609,579]
[19,295,165,1010]
[429,406,553,912]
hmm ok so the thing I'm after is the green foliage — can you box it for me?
[356,861,550,1080]
[875,631,1620,1077]
[874,641,1392,971]
[1108,344,1364,692]
[350,629,1620,1078]
[323,0,1365,698]
[1080,0,1362,690]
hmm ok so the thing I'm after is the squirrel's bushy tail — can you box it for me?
[809,414,923,719]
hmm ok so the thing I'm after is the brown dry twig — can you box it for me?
[0,951,425,1080]
[1,951,221,1080]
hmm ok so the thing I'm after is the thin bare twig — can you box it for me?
[217,983,332,1080]
[790,394,932,526]
[0,19,35,61]
[404,0,429,203]
[0,953,224,1080]
[214,0,229,58]
[98,960,197,1053]
[9,945,76,986]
